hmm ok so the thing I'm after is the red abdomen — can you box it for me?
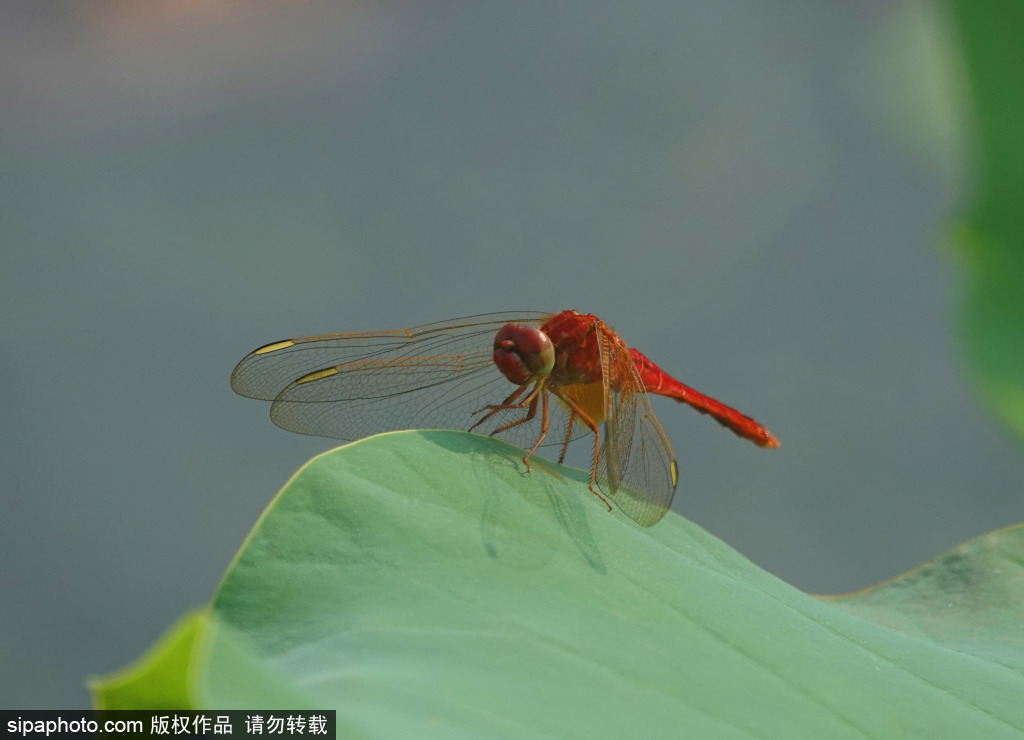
[629,348,779,448]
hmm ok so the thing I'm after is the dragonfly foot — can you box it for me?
[589,485,613,513]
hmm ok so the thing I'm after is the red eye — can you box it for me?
[492,324,555,384]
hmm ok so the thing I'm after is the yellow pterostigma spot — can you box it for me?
[296,367,340,384]
[254,340,295,355]
[670,460,679,487]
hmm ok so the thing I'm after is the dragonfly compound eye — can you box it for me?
[493,323,555,384]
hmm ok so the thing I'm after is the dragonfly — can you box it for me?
[231,310,778,527]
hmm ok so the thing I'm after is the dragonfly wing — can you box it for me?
[231,312,550,400]
[595,331,678,527]
[269,348,510,440]
[232,311,593,448]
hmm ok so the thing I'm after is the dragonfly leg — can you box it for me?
[468,384,532,432]
[558,413,575,464]
[483,388,550,474]
[484,392,540,438]
[551,389,612,513]
[519,389,551,474]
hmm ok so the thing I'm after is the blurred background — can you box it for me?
[3,0,1022,709]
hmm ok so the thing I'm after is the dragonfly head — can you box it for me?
[493,323,556,385]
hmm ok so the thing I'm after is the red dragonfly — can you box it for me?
[231,310,778,526]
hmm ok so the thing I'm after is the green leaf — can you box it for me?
[93,432,1024,737]
[90,609,206,710]
[949,1,1024,439]
[823,523,1024,673]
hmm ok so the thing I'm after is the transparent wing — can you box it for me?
[232,312,548,401]
[231,311,584,450]
[594,329,679,527]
